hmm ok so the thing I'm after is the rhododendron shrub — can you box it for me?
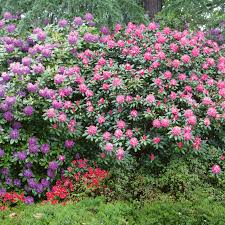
[0,12,224,196]
[0,13,101,197]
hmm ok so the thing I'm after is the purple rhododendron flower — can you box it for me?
[41,178,50,188]
[12,121,22,129]
[3,111,14,121]
[58,19,68,27]
[5,177,12,185]
[4,12,13,20]
[41,143,50,154]
[84,13,94,21]
[23,105,34,116]
[24,196,34,204]
[17,151,27,160]
[23,169,33,178]
[9,129,19,140]
[47,169,56,179]
[0,188,6,195]
[48,161,58,171]
[0,148,4,157]
[7,24,16,33]
[14,179,21,187]
[73,17,83,26]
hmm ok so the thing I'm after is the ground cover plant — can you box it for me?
[0,10,224,215]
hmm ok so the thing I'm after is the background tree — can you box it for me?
[0,0,146,29]
[156,0,225,43]
[0,0,224,43]
[143,0,163,18]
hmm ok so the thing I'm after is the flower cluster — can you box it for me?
[0,191,34,210]
[46,159,108,204]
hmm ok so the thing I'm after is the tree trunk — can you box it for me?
[144,0,163,18]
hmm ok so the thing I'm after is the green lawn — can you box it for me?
[1,196,225,225]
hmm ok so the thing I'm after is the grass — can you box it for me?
[1,195,225,225]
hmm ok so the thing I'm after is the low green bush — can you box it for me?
[156,159,201,198]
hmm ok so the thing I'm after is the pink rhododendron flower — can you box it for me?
[114,129,123,139]
[116,95,125,104]
[183,126,192,133]
[181,54,190,63]
[172,59,180,68]
[149,153,155,161]
[103,71,111,80]
[219,88,225,97]
[153,137,161,144]
[171,126,182,136]
[184,109,194,118]
[129,137,138,148]
[161,118,170,128]
[116,148,125,160]
[47,108,56,118]
[58,155,65,161]
[202,97,212,105]
[152,119,161,128]
[146,94,155,103]
[117,120,126,129]
[170,43,179,53]
[54,74,65,84]
[154,78,162,86]
[112,77,122,87]
[126,95,133,102]
[130,109,138,118]
[126,129,133,138]
[98,116,105,124]
[178,73,186,81]
[193,137,202,150]
[211,165,221,174]
[187,116,197,126]
[87,125,97,136]
[64,101,72,109]
[79,84,87,93]
[58,113,67,122]
[204,118,211,126]
[170,79,177,86]
[207,107,217,117]
[184,132,192,141]
[170,92,177,100]
[164,71,172,79]
[105,143,113,152]
[102,83,109,90]
[144,52,152,61]
[178,142,183,149]
[103,132,111,141]
[148,22,157,31]
[191,48,200,57]
[85,89,93,97]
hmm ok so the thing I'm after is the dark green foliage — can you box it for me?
[105,158,224,204]
[156,159,201,198]
[0,0,146,29]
